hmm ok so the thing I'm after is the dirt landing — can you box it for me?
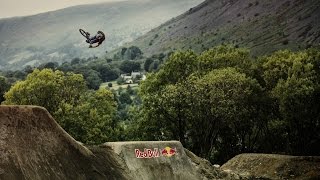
[221,153,320,179]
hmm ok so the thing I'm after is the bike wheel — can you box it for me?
[79,29,88,38]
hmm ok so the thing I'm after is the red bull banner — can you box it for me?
[135,147,177,158]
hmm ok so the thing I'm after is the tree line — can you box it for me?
[1,45,319,164]
[126,45,320,164]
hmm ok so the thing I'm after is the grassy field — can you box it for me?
[100,81,139,91]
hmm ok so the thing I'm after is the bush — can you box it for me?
[108,83,113,87]
[282,39,289,45]
[117,78,125,85]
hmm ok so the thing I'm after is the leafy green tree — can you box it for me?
[263,50,320,154]
[94,64,119,82]
[71,58,81,65]
[198,45,252,74]
[84,69,103,90]
[137,47,269,164]
[23,65,34,74]
[3,69,86,114]
[187,68,263,161]
[3,69,119,144]
[140,50,197,95]
[55,88,118,144]
[126,85,135,95]
[39,62,59,70]
[119,92,132,105]
[144,58,154,71]
[148,60,160,72]
[0,76,10,103]
[114,46,143,60]
[119,60,141,73]
[138,50,198,142]
[58,62,73,72]
[124,46,143,60]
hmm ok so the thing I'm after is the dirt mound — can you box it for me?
[0,105,130,180]
[221,153,320,179]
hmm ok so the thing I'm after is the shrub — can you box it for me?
[282,39,289,45]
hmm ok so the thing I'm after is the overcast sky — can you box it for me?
[0,0,126,18]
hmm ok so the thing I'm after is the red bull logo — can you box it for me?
[135,148,160,158]
[135,147,177,158]
[161,147,177,157]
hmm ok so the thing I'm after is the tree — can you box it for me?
[119,60,141,73]
[144,58,154,71]
[39,62,59,70]
[263,50,320,154]
[3,68,86,113]
[119,92,132,105]
[0,76,10,103]
[126,85,135,95]
[84,69,103,90]
[3,69,119,144]
[149,60,160,72]
[187,68,263,161]
[55,88,118,144]
[114,46,143,60]
[71,58,81,65]
[137,48,268,164]
[90,63,119,82]
[124,46,143,60]
[140,50,197,95]
[198,45,252,74]
[23,65,34,74]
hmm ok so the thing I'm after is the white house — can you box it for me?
[120,71,144,84]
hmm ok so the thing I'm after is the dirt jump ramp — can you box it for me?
[0,105,131,180]
[103,141,203,180]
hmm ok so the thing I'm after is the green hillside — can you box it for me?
[0,0,203,70]
[115,0,320,57]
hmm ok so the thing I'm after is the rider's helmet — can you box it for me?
[97,31,106,42]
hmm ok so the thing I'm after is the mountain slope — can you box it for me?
[121,0,320,56]
[0,0,203,70]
